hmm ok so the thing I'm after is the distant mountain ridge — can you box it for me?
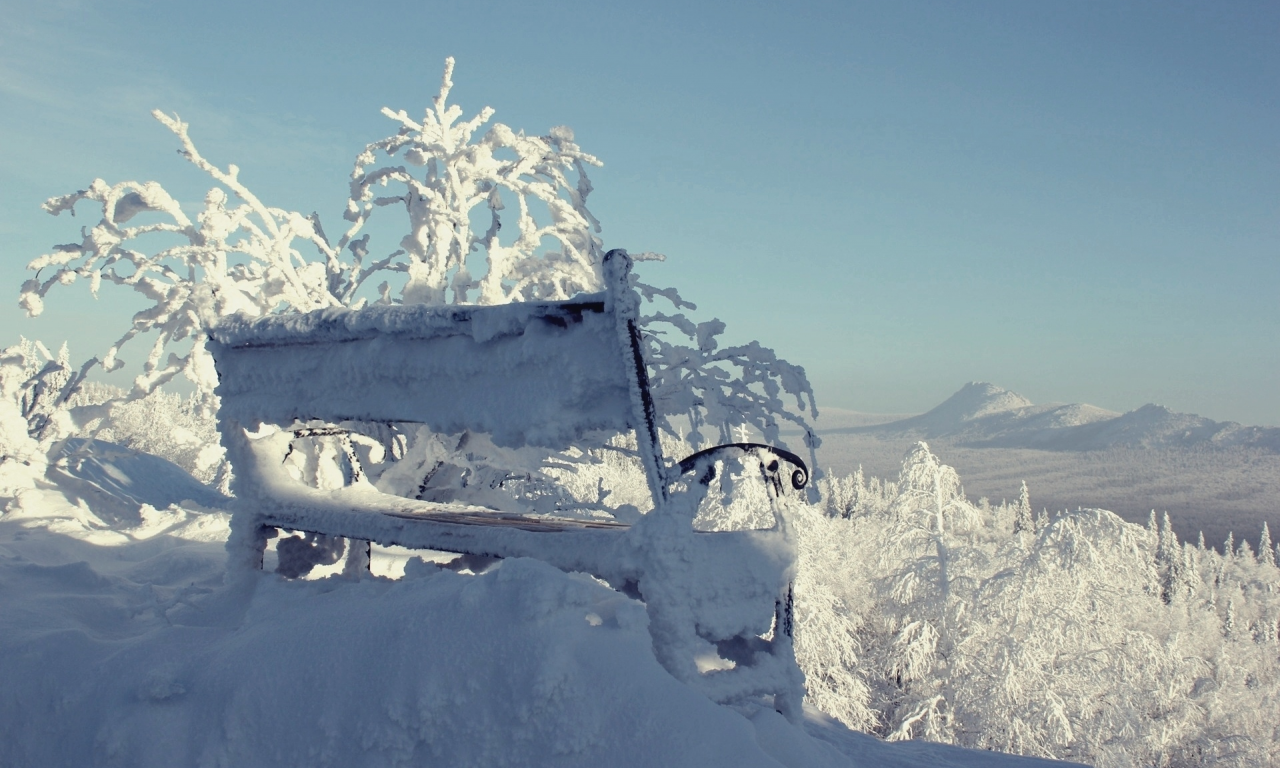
[826,382,1280,452]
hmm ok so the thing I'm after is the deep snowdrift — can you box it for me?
[0,447,1073,767]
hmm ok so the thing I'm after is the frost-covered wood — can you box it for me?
[211,249,810,719]
[211,297,631,449]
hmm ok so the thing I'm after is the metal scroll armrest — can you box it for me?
[674,442,809,493]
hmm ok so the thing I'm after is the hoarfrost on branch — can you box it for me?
[16,57,820,516]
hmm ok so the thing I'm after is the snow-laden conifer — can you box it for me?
[1259,522,1275,568]
[1012,479,1033,537]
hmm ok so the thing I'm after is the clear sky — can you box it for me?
[2,1,1277,425]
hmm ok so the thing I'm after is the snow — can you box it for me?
[212,247,821,722]
[52,438,230,517]
[211,294,609,348]
[0,443,1077,767]
[210,297,632,450]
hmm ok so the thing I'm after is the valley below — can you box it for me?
[805,383,1280,550]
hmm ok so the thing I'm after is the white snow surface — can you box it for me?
[210,293,608,348]
[0,443,1076,767]
[210,297,633,450]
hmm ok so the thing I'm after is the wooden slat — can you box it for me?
[379,509,629,532]
[252,497,636,584]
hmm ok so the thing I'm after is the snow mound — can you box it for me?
[50,439,230,527]
[0,520,1071,766]
[0,442,1081,767]
[0,442,1080,768]
[0,554,783,767]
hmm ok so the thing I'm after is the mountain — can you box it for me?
[848,382,1039,438]
[827,383,1280,452]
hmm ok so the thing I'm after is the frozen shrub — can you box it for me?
[19,58,818,514]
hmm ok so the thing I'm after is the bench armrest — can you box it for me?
[674,442,809,493]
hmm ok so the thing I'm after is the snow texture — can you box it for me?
[210,295,631,449]
[0,474,1075,768]
[47,438,229,531]
[212,248,808,717]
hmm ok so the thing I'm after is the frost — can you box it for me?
[18,58,820,517]
[803,441,1280,766]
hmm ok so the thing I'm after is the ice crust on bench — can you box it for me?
[239,471,793,645]
[231,450,798,696]
[208,249,808,717]
[209,295,632,449]
[211,293,608,347]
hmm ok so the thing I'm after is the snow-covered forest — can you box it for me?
[3,61,1278,767]
[800,446,1280,766]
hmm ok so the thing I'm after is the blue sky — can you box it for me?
[2,1,1277,424]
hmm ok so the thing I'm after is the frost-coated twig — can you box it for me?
[339,56,604,306]
[633,283,822,496]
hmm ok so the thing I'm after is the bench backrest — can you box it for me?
[210,298,630,448]
[208,250,668,503]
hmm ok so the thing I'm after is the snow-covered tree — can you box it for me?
[340,58,603,306]
[1013,480,1033,536]
[636,289,821,497]
[18,57,819,517]
[791,505,877,731]
[1157,511,1195,604]
[793,446,1280,767]
[0,339,68,495]
[873,443,984,742]
[24,124,343,406]
[1259,522,1275,568]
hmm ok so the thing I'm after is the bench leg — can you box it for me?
[770,582,805,722]
[227,514,274,573]
[343,538,372,576]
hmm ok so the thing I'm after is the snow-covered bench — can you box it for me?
[208,249,809,718]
